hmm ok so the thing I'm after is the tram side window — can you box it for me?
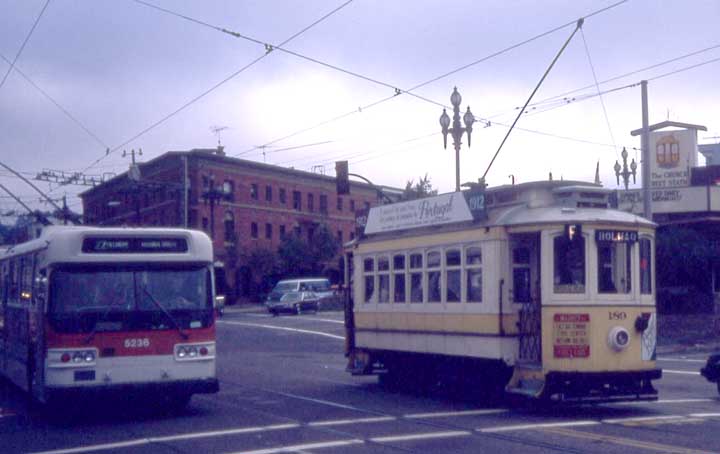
[553,234,586,294]
[378,256,390,303]
[598,242,632,294]
[363,257,375,303]
[640,238,652,294]
[466,246,482,303]
[427,250,441,303]
[409,253,423,303]
[393,254,406,303]
[446,249,461,303]
[9,259,18,301]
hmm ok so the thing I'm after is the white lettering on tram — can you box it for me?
[123,338,150,348]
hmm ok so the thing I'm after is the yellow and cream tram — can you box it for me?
[344,181,660,402]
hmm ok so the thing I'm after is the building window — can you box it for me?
[364,201,370,210]
[640,238,652,294]
[251,184,258,200]
[265,185,272,202]
[445,249,461,303]
[350,200,355,212]
[280,225,286,238]
[224,211,235,242]
[307,193,314,212]
[294,225,301,236]
[251,222,258,239]
[337,230,343,242]
[466,246,482,302]
[598,240,632,294]
[393,254,406,303]
[279,188,286,204]
[293,191,301,210]
[554,233,586,294]
[307,226,315,243]
[202,217,209,232]
[202,176,210,190]
[350,231,355,240]
[223,180,234,195]
[265,223,272,239]
[337,197,343,211]
[320,194,328,214]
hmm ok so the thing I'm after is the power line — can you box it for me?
[234,1,630,157]
[647,55,720,82]
[580,27,618,157]
[0,53,110,150]
[0,0,51,92]
[78,0,355,174]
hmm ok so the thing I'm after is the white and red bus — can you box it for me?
[0,226,218,407]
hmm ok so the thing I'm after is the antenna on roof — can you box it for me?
[210,125,229,147]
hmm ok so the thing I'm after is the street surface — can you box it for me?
[2,309,720,453]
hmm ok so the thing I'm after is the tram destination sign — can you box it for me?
[364,191,486,235]
[595,230,638,243]
[82,237,188,253]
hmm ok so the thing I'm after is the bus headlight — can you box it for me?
[608,326,631,351]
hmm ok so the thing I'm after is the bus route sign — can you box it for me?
[553,313,590,358]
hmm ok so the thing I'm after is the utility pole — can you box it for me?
[640,80,651,220]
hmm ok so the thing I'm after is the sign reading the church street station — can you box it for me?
[364,191,484,235]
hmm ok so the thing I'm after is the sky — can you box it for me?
[1,0,719,218]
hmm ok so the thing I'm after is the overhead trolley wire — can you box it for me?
[580,27,618,157]
[78,0,355,174]
[234,1,630,157]
[0,0,51,93]
[0,53,110,150]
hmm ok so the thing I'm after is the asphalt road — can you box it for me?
[2,309,720,454]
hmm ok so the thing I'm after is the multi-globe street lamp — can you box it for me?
[614,147,637,190]
[440,87,475,192]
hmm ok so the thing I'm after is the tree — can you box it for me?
[242,246,281,297]
[401,174,438,200]
[277,223,340,277]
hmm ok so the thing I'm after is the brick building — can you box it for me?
[80,146,391,302]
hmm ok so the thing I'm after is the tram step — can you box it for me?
[506,378,545,398]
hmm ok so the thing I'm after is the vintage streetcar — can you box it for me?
[343,181,660,403]
[0,227,219,408]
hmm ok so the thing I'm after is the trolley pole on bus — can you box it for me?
[440,87,475,192]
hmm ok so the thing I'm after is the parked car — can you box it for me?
[701,353,720,394]
[266,278,335,306]
[266,291,319,315]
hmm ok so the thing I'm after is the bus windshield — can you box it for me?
[48,265,213,333]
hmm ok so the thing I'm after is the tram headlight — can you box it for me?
[608,326,631,351]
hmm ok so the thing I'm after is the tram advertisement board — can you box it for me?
[553,313,590,358]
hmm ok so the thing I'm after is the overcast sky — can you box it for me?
[1,0,719,217]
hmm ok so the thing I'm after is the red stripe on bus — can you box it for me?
[45,324,215,357]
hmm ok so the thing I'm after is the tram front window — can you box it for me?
[553,234,585,294]
[598,242,632,294]
[48,265,213,333]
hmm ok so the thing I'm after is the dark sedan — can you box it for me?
[266,291,319,316]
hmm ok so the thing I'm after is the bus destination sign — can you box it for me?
[595,230,638,243]
[82,237,188,253]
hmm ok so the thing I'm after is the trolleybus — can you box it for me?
[0,226,218,407]
[344,181,660,402]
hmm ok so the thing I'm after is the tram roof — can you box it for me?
[0,226,214,263]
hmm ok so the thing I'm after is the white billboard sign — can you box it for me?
[364,192,473,234]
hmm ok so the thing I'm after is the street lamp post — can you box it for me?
[440,87,475,192]
[614,147,637,190]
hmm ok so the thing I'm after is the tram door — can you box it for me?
[510,233,542,365]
